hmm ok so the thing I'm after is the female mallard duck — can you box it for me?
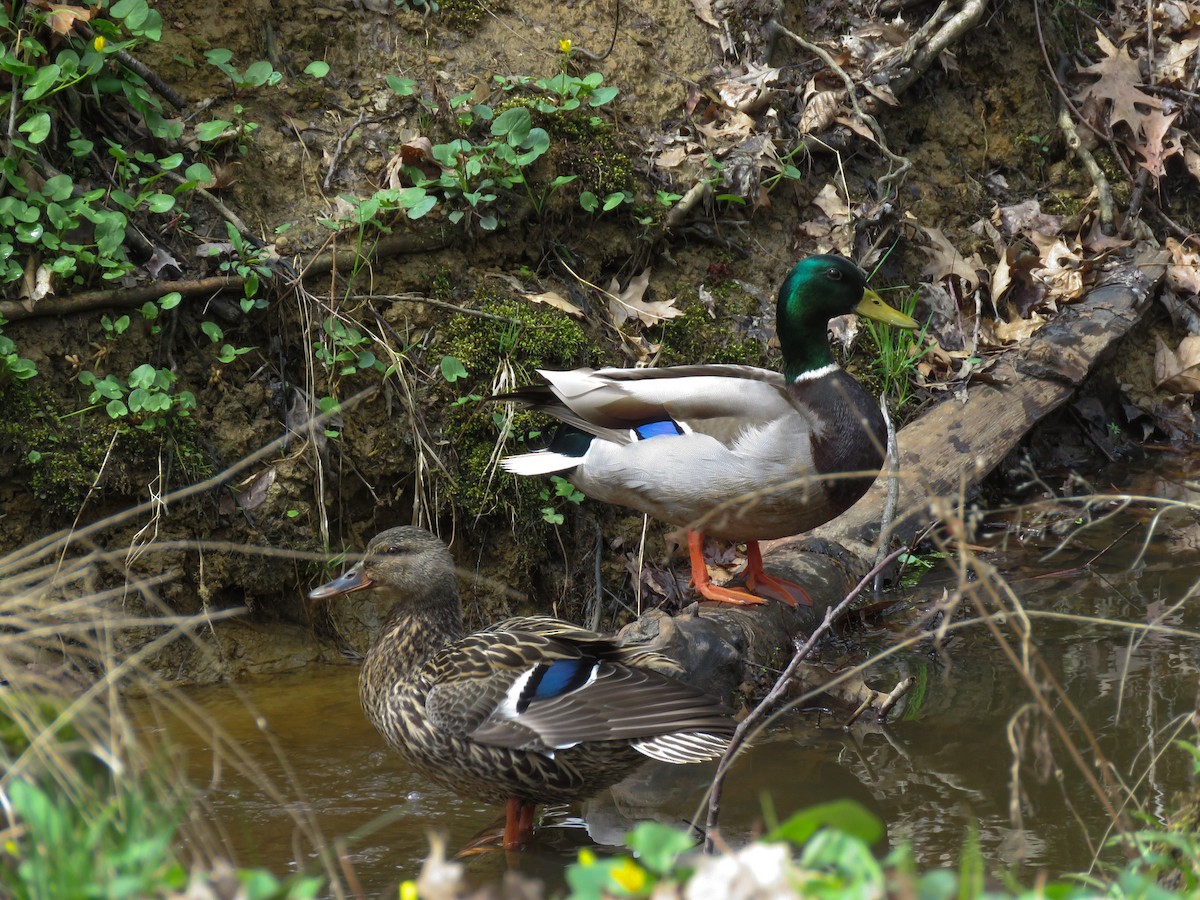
[309,526,735,850]
[498,254,919,607]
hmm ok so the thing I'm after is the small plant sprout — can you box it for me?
[539,475,585,524]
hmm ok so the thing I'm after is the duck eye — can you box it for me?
[825,267,843,281]
[386,546,401,555]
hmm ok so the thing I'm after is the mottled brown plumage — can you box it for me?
[309,526,734,847]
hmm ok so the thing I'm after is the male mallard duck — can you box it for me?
[308,526,734,850]
[498,254,919,606]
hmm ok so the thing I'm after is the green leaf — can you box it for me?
[242,60,276,87]
[127,363,156,389]
[602,191,626,211]
[42,174,74,201]
[626,822,694,875]
[404,191,437,220]
[200,321,224,343]
[183,162,213,185]
[146,193,175,213]
[106,399,129,418]
[204,48,234,67]
[767,799,884,847]
[589,85,619,106]
[15,222,44,243]
[158,291,182,310]
[439,355,468,383]
[304,60,330,78]
[22,63,61,100]
[579,191,598,212]
[386,75,416,96]
[196,120,233,142]
[19,111,51,144]
[492,106,532,144]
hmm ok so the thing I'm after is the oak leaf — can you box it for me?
[1154,335,1200,394]
[1074,32,1161,134]
[608,269,681,326]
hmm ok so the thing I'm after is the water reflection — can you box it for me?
[159,458,1200,894]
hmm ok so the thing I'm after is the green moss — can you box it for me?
[544,111,634,199]
[491,97,636,202]
[655,286,772,369]
[436,290,595,525]
[440,0,488,32]
[0,380,212,516]
[440,292,593,379]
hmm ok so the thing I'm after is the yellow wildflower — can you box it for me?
[399,879,418,900]
[609,858,648,893]
[93,36,106,52]
[558,38,573,53]
[578,848,597,867]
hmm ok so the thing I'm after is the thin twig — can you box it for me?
[351,293,527,324]
[873,395,899,591]
[324,112,366,191]
[703,545,907,852]
[1053,55,1116,234]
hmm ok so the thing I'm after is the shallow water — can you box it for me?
[157,456,1200,895]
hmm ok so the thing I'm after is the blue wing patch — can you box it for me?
[633,421,684,440]
[517,658,597,712]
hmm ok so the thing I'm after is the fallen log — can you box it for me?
[618,257,1165,701]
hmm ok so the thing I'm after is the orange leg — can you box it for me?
[518,801,536,842]
[501,797,538,850]
[743,540,811,607]
[687,531,767,605]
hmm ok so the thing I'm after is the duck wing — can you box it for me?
[500,365,806,447]
[425,617,733,762]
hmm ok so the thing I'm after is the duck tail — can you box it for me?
[500,425,594,476]
[500,451,578,476]
[632,730,732,764]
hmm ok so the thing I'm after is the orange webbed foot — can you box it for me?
[743,541,813,607]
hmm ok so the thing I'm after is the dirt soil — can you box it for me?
[1,0,1191,682]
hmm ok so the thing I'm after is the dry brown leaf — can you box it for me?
[1185,146,1200,183]
[834,115,879,142]
[489,274,584,319]
[1166,238,1200,296]
[1154,335,1200,393]
[714,63,780,114]
[695,111,757,143]
[1158,35,1200,84]
[654,145,691,169]
[32,1,94,35]
[689,0,719,27]
[994,199,1063,240]
[987,311,1045,345]
[1075,31,1162,134]
[921,226,983,291]
[811,182,851,224]
[219,467,277,515]
[608,268,681,326]
[797,87,842,134]
[1134,107,1182,177]
[1030,232,1087,302]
